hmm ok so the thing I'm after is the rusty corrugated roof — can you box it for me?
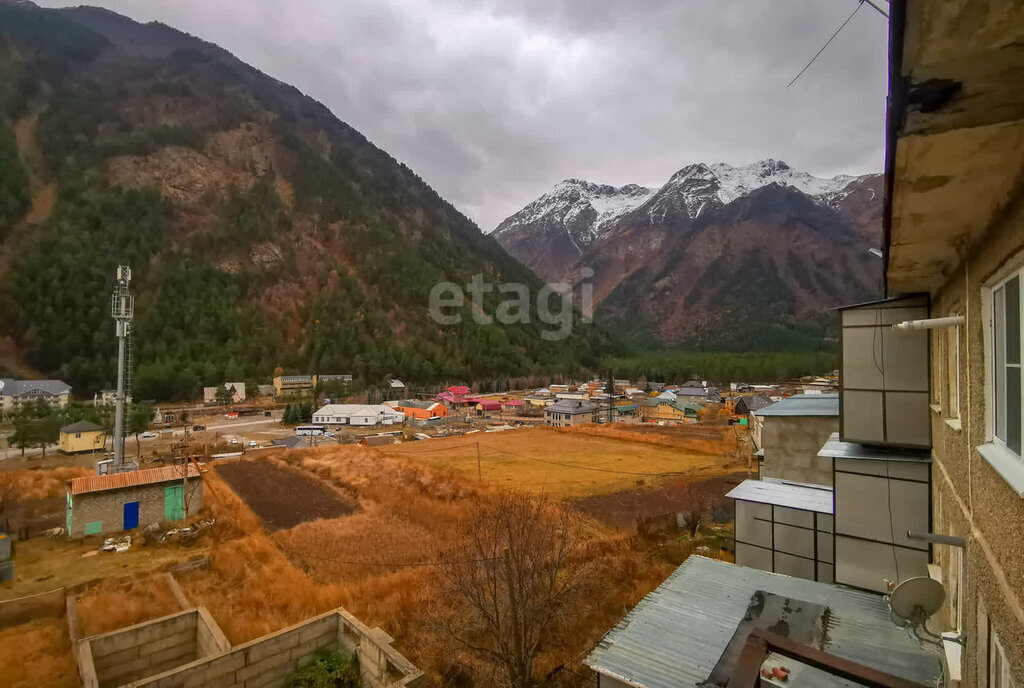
[70,464,201,495]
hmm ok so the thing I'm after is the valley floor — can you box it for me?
[0,425,746,688]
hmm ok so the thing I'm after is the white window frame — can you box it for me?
[990,630,1016,688]
[946,311,962,420]
[989,269,1022,455]
[981,259,1024,495]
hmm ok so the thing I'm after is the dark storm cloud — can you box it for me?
[37,0,889,229]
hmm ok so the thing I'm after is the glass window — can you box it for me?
[992,274,1023,457]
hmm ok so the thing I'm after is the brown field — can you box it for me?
[215,460,356,530]
[1,426,743,688]
[0,617,79,688]
[172,446,689,685]
[76,575,183,637]
[386,425,744,497]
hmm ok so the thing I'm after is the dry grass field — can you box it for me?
[386,424,744,497]
[0,617,79,688]
[170,447,686,685]
[0,425,743,688]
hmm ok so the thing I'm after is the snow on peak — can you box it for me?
[703,159,857,204]
[494,178,655,241]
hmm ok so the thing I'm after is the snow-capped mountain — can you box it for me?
[493,179,656,249]
[493,159,884,349]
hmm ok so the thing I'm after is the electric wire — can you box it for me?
[787,1,865,88]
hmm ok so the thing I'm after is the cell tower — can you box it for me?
[111,265,136,473]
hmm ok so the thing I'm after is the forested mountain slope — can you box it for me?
[0,3,607,399]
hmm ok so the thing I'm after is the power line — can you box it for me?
[787,1,865,88]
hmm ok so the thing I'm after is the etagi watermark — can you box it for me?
[428,268,594,341]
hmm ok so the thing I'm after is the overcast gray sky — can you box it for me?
[40,0,889,230]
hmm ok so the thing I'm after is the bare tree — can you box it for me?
[437,492,591,688]
[677,482,717,537]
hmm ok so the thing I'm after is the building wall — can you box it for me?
[544,411,595,427]
[760,416,837,486]
[927,191,1024,687]
[59,430,105,454]
[733,500,834,583]
[86,609,204,688]
[125,608,425,688]
[68,479,204,538]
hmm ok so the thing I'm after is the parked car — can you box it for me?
[192,424,206,432]
[230,438,239,444]
[141,431,156,438]
[248,440,257,448]
[325,431,336,437]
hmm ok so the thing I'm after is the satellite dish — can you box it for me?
[888,577,945,627]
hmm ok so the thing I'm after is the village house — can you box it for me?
[93,389,117,405]
[392,399,447,420]
[66,464,203,538]
[640,398,700,425]
[734,394,774,449]
[312,404,404,426]
[475,400,502,415]
[754,394,838,486]
[58,420,106,454]
[272,374,314,398]
[388,379,406,394]
[0,378,71,419]
[202,382,246,405]
[544,399,598,427]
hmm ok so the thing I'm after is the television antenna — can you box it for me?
[887,576,963,646]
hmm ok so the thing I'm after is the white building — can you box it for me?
[0,378,71,418]
[312,404,404,426]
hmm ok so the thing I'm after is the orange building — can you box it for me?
[393,400,447,420]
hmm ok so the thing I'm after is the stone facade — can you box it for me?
[926,187,1024,686]
[67,478,203,538]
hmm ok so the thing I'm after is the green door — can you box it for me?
[164,484,185,521]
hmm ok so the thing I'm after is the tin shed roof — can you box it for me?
[71,464,200,495]
[755,393,838,417]
[726,479,833,514]
[585,556,942,688]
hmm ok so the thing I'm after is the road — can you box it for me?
[0,411,287,468]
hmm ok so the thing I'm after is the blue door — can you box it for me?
[123,501,140,530]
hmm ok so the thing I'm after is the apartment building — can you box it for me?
[882,1,1024,684]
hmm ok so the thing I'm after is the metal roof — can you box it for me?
[71,464,200,495]
[818,434,932,464]
[546,399,599,414]
[0,378,71,396]
[60,420,104,434]
[726,479,833,514]
[585,557,943,688]
[755,393,838,417]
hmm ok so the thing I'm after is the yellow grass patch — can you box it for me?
[0,466,91,501]
[386,425,741,497]
[77,576,183,637]
[0,617,79,688]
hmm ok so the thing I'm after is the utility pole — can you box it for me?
[111,265,134,472]
[476,442,482,482]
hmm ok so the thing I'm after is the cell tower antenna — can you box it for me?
[111,265,136,473]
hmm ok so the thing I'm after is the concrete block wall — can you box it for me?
[85,609,203,688]
[68,479,204,538]
[129,608,425,688]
